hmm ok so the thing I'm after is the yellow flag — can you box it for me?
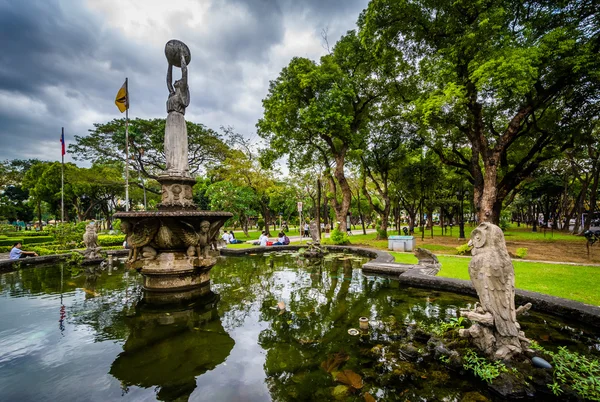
[115,79,128,113]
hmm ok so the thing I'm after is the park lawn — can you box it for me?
[349,224,580,243]
[228,227,302,241]
[390,252,600,306]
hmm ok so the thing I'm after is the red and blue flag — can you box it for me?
[60,132,65,156]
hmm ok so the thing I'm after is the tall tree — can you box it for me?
[258,31,395,231]
[361,0,600,223]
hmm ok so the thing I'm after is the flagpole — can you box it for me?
[61,127,64,223]
[125,77,129,212]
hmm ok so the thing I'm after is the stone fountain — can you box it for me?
[114,40,231,298]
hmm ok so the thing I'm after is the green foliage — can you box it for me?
[70,118,229,179]
[66,252,84,266]
[257,219,265,230]
[462,349,507,384]
[516,248,528,259]
[97,234,125,247]
[327,228,350,245]
[46,222,87,248]
[0,238,22,246]
[456,243,471,255]
[422,316,466,337]
[545,346,600,400]
[112,219,121,231]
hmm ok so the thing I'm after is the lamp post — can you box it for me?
[456,189,469,239]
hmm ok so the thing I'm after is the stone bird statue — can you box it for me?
[459,222,531,360]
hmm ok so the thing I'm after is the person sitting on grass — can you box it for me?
[9,242,38,260]
[222,231,230,244]
[273,232,286,246]
[228,231,244,244]
[257,231,268,247]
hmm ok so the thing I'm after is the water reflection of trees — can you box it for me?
[212,254,483,400]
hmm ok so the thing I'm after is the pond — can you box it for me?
[0,252,598,401]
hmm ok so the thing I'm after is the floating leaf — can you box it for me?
[321,351,349,373]
[335,370,363,389]
[364,393,376,402]
[233,287,245,292]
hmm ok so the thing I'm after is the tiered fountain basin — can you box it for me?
[113,210,232,295]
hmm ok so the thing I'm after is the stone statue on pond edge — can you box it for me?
[459,222,532,360]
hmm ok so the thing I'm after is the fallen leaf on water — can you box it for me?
[364,392,376,402]
[233,287,244,292]
[277,301,286,310]
[321,352,349,373]
[335,369,363,389]
[287,320,293,325]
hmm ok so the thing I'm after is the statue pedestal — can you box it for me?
[130,251,216,292]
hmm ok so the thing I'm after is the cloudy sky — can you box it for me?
[0,0,369,164]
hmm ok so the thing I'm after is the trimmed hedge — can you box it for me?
[97,234,125,247]
[3,231,51,237]
[0,236,54,246]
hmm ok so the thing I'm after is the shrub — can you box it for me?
[0,238,23,246]
[112,219,121,231]
[257,219,265,230]
[97,234,125,246]
[23,236,54,245]
[456,243,471,255]
[46,222,87,248]
[327,228,350,245]
[515,247,528,259]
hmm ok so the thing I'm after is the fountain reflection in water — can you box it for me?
[110,291,234,401]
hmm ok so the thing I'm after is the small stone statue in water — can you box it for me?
[82,221,102,259]
[164,40,191,177]
[459,222,532,360]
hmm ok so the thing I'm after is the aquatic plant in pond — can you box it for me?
[0,253,598,401]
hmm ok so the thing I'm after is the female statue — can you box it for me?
[164,47,191,177]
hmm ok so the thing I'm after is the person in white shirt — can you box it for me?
[258,231,268,247]
[222,231,230,244]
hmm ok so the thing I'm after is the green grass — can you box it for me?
[349,224,581,243]
[390,252,600,306]
[226,227,302,241]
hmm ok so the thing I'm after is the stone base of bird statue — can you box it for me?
[458,222,533,360]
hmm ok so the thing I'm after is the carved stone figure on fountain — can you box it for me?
[121,220,159,263]
[175,220,222,260]
[459,222,532,360]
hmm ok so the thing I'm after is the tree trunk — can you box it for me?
[477,160,500,224]
[316,177,321,239]
[329,151,352,232]
[583,162,600,232]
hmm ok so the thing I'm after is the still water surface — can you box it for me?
[0,252,598,401]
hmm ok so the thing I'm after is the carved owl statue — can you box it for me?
[468,222,519,338]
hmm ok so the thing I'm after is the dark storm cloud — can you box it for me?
[0,0,369,162]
